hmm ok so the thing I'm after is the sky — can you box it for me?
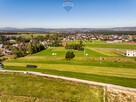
[0,0,136,28]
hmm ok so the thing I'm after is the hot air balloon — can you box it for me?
[63,0,73,12]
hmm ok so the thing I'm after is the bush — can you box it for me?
[65,51,75,60]
[0,52,2,57]
[15,51,24,58]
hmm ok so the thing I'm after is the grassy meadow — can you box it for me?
[85,43,136,49]
[0,72,103,102]
[5,34,49,38]
[3,47,136,88]
[66,40,136,49]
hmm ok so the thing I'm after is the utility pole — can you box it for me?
[84,50,85,55]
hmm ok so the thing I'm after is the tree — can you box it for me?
[80,40,83,45]
[27,42,34,54]
[0,52,2,57]
[19,45,27,56]
[65,51,75,60]
[12,47,24,58]
[15,51,24,58]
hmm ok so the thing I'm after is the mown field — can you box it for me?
[66,40,136,49]
[0,72,103,102]
[3,47,136,88]
[29,47,108,57]
[85,43,136,49]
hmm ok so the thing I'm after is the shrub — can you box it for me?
[65,51,75,60]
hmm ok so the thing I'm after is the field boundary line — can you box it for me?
[0,70,136,92]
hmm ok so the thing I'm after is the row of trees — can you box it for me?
[12,42,45,58]
[65,41,84,51]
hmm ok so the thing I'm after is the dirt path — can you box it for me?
[0,70,136,92]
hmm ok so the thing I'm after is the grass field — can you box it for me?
[2,47,136,88]
[7,34,54,38]
[30,47,108,57]
[90,48,124,56]
[0,55,15,59]
[66,40,136,49]
[29,47,127,58]
[0,72,103,102]
[1,40,136,101]
[85,43,136,49]
[4,59,136,88]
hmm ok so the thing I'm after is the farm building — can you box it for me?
[125,50,136,57]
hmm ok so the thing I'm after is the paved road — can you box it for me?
[0,70,136,92]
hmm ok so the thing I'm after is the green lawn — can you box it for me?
[5,59,136,69]
[8,34,49,38]
[90,48,124,56]
[85,43,136,49]
[66,40,136,49]
[30,47,108,57]
[4,58,136,88]
[3,66,136,88]
[0,72,103,102]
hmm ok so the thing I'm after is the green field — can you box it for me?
[90,48,124,56]
[1,39,136,101]
[30,47,107,57]
[0,72,103,102]
[66,40,136,49]
[6,34,49,38]
[3,47,136,88]
[85,43,136,49]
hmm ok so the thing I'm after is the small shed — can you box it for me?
[26,65,37,68]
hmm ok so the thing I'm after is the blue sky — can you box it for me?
[0,0,136,28]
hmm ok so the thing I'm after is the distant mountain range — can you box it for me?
[0,27,136,31]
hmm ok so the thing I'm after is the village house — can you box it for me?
[125,50,136,57]
[20,42,24,45]
[12,44,19,47]
[2,49,13,55]
[91,37,97,40]
[40,41,48,45]
[62,42,67,46]
[106,40,114,43]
